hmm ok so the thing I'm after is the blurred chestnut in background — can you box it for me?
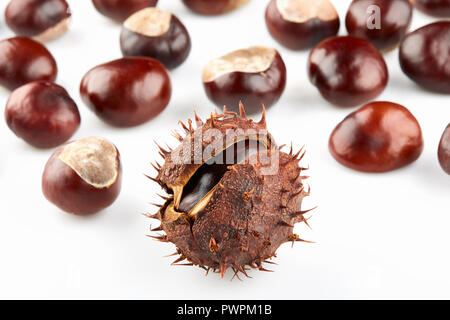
[0,37,57,91]
[42,137,122,215]
[5,81,80,149]
[80,57,171,127]
[202,46,286,114]
[5,0,71,42]
[346,0,413,51]
[265,0,340,50]
[182,0,250,15]
[120,8,191,69]
[438,124,450,175]
[399,21,450,94]
[413,0,450,18]
[92,0,158,23]
[308,36,388,107]
[329,101,423,173]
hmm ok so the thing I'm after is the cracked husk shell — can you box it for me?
[147,104,311,278]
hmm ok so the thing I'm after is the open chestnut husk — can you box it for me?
[202,46,286,114]
[265,0,340,50]
[120,8,191,69]
[0,37,58,91]
[308,36,388,107]
[181,0,250,15]
[147,104,312,277]
[329,101,423,173]
[5,0,71,42]
[92,0,158,23]
[399,21,450,94]
[346,0,413,51]
[413,0,450,18]
[5,81,80,149]
[438,124,450,175]
[80,57,171,127]
[42,136,122,215]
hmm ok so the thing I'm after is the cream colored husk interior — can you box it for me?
[167,136,271,221]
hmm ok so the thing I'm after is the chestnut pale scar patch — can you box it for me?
[225,0,252,12]
[124,8,172,37]
[59,136,118,188]
[202,46,276,82]
[34,17,70,43]
[276,0,338,23]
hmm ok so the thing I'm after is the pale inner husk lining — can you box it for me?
[202,46,276,82]
[124,7,172,37]
[277,0,338,23]
[59,137,118,188]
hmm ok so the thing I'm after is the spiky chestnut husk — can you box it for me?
[147,104,312,279]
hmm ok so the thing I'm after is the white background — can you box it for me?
[0,0,448,299]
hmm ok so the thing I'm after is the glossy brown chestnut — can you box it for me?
[413,0,450,18]
[308,36,388,107]
[92,0,158,23]
[265,0,340,50]
[202,46,286,114]
[42,136,122,215]
[329,101,423,173]
[5,0,71,42]
[438,124,450,175]
[399,22,450,94]
[181,0,250,15]
[0,37,57,91]
[120,8,191,69]
[346,0,413,51]
[80,57,171,127]
[5,81,80,149]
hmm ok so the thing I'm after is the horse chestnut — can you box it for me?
[265,0,340,50]
[120,8,191,69]
[42,136,122,215]
[181,0,250,15]
[5,81,80,149]
[399,21,450,94]
[92,0,158,23]
[148,105,311,277]
[0,37,58,91]
[329,101,424,173]
[308,36,388,107]
[438,124,450,175]
[346,0,413,51]
[413,0,450,18]
[202,46,286,114]
[5,0,71,42]
[80,57,171,127]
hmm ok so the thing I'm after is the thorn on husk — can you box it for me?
[220,263,227,278]
[172,130,184,142]
[150,225,163,232]
[209,237,220,254]
[257,105,267,128]
[144,174,159,184]
[239,102,247,120]
[194,110,203,127]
